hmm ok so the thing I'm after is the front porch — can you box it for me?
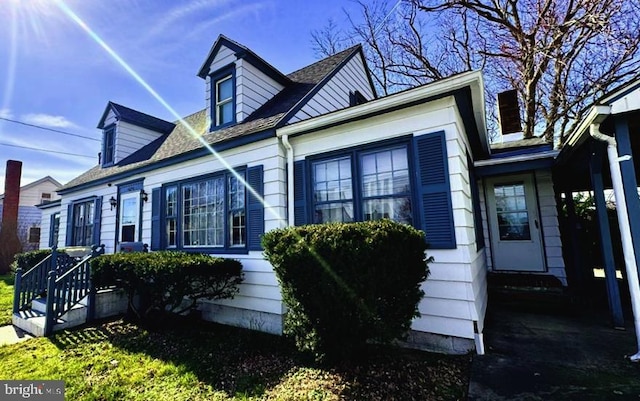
[11,245,127,337]
[554,81,640,359]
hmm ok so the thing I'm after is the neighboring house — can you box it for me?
[37,35,569,354]
[0,176,62,251]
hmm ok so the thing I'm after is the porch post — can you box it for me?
[615,117,640,279]
[564,190,584,292]
[590,143,624,328]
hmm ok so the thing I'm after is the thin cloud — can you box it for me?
[183,2,272,42]
[21,113,78,129]
[0,108,13,119]
[144,0,234,41]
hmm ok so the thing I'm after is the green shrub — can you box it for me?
[11,249,68,273]
[91,252,243,319]
[262,220,430,362]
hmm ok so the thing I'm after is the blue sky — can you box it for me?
[0,0,367,192]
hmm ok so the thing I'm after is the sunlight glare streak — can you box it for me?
[52,0,286,226]
[1,4,18,129]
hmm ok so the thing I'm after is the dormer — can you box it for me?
[97,102,175,167]
[197,35,292,132]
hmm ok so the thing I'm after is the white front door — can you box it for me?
[486,174,545,272]
[119,192,140,243]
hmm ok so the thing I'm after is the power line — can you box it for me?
[0,116,101,142]
[0,142,96,158]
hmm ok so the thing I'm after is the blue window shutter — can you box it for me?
[247,165,265,250]
[413,131,456,249]
[92,197,102,246]
[151,187,162,251]
[293,160,307,225]
[49,214,56,247]
[65,204,74,246]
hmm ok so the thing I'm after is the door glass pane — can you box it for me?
[494,183,531,240]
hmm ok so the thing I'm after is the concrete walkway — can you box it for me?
[0,325,33,346]
[468,300,640,400]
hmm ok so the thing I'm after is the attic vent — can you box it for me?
[349,90,367,107]
[497,90,522,136]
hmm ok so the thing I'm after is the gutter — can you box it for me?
[281,134,294,227]
[590,121,640,362]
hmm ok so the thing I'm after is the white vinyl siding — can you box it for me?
[535,170,567,284]
[141,138,285,327]
[204,45,285,128]
[113,121,164,164]
[290,96,487,341]
[38,206,60,249]
[15,181,61,207]
[235,59,284,121]
[289,54,375,124]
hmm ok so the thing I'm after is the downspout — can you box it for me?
[281,134,295,227]
[590,123,640,362]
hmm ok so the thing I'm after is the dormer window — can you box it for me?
[210,65,236,130]
[103,125,116,166]
[216,75,234,125]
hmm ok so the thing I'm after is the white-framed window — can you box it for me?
[215,75,234,126]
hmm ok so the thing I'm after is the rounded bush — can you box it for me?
[262,220,430,362]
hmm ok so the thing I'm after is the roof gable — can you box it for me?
[97,102,175,134]
[197,35,291,86]
[60,44,378,193]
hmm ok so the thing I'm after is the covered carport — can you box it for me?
[555,79,640,361]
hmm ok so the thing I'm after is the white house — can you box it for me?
[36,35,568,354]
[0,175,62,251]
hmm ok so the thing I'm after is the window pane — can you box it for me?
[228,174,246,247]
[219,102,233,125]
[217,76,233,101]
[121,197,136,225]
[167,218,176,247]
[182,178,224,247]
[494,183,530,240]
[360,148,410,197]
[312,157,353,223]
[359,147,412,225]
[166,186,177,216]
[314,202,354,223]
[363,197,412,224]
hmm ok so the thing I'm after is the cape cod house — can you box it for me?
[31,35,572,354]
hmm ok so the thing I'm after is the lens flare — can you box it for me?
[52,0,285,225]
[50,0,372,320]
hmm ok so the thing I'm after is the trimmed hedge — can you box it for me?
[12,249,67,273]
[91,252,243,319]
[262,219,430,362]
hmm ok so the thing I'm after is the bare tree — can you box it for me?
[312,0,640,145]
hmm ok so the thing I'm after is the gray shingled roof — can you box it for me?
[97,102,176,133]
[60,45,361,192]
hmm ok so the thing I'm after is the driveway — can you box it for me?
[468,299,640,400]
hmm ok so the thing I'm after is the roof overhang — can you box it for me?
[556,105,612,165]
[277,70,488,156]
[197,35,291,86]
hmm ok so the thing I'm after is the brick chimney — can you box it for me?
[0,160,23,274]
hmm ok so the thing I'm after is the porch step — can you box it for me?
[12,310,67,337]
[487,272,572,313]
[12,296,89,337]
[31,296,88,323]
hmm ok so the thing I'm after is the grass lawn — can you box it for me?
[0,274,14,326]
[0,317,470,400]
